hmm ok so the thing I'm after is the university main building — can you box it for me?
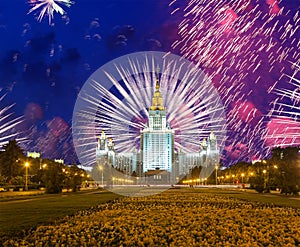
[95,76,219,184]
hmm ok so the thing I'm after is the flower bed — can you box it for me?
[4,190,300,246]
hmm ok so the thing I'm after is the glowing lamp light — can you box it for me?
[24,162,30,191]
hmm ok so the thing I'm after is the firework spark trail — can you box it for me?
[264,61,300,147]
[171,0,300,163]
[27,0,74,24]
[0,92,24,148]
[72,52,227,167]
[94,68,223,152]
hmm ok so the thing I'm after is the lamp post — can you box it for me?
[263,169,267,191]
[241,173,245,184]
[25,162,29,191]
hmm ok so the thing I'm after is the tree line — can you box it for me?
[217,147,300,195]
[0,140,89,193]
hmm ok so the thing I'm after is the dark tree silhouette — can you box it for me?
[270,147,300,195]
[0,140,26,181]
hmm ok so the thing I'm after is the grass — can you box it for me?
[0,189,120,243]
[227,190,300,208]
[180,187,300,208]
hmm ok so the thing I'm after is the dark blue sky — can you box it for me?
[0,0,181,121]
[0,0,299,164]
[0,0,184,162]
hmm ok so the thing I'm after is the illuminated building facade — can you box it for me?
[96,130,138,177]
[178,132,219,175]
[95,74,219,182]
[140,77,174,172]
[96,130,116,166]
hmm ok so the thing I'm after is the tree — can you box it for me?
[42,161,65,193]
[69,164,86,192]
[0,140,26,181]
[270,147,300,195]
[62,164,86,192]
[10,176,24,186]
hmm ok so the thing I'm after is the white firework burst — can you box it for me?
[72,51,227,168]
[265,61,300,147]
[0,92,24,148]
[28,0,74,24]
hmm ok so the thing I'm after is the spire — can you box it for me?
[150,67,165,111]
[100,130,106,139]
[108,138,114,151]
[209,131,216,140]
[108,138,113,146]
[155,66,160,90]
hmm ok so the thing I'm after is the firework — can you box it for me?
[0,92,23,148]
[27,0,74,24]
[72,51,227,169]
[264,61,300,147]
[171,0,300,163]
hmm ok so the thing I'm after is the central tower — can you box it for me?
[141,72,174,172]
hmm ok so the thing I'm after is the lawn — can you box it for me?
[188,188,300,208]
[0,189,120,243]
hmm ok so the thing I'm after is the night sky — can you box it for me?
[0,0,299,165]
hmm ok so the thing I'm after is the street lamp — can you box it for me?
[24,162,30,191]
[263,169,267,191]
[241,173,245,184]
